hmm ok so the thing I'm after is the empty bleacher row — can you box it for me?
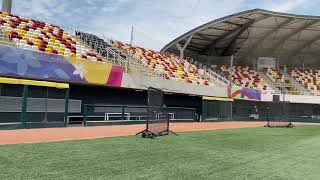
[266,68,283,84]
[75,31,159,77]
[290,68,320,95]
[219,65,268,90]
[75,31,114,59]
[112,40,213,86]
[0,11,103,61]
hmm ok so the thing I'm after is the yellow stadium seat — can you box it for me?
[34,42,41,47]
[45,48,52,53]
[22,37,29,41]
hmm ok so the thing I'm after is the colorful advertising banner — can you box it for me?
[228,85,261,101]
[0,45,123,87]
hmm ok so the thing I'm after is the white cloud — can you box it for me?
[264,0,309,12]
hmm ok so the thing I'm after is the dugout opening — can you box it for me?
[202,96,233,121]
[0,77,75,129]
[67,84,202,126]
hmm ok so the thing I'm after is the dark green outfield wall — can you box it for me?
[3,82,320,130]
[202,99,320,123]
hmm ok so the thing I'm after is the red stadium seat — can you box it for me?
[0,11,101,62]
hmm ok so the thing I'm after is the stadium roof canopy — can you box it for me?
[161,9,320,65]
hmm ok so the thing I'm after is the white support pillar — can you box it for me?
[2,0,12,13]
[175,35,193,59]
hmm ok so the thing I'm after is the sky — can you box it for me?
[3,0,320,50]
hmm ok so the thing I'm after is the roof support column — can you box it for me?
[175,35,193,58]
[2,0,12,13]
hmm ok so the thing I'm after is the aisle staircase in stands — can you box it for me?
[258,72,279,93]
[284,73,310,95]
[0,29,14,46]
[75,35,158,77]
[259,71,310,95]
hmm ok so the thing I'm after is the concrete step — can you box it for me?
[258,72,278,91]
[0,32,14,46]
[284,74,310,95]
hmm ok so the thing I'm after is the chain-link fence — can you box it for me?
[0,84,24,129]
[0,83,70,129]
[25,86,69,128]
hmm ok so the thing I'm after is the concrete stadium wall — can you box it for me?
[261,94,320,104]
[121,73,228,98]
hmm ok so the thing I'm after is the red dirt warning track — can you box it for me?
[0,122,265,145]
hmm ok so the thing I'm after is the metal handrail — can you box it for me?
[104,38,160,77]
[107,38,232,87]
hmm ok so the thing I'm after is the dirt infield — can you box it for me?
[0,121,267,145]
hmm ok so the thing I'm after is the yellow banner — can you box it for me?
[202,96,234,102]
[0,77,69,89]
[65,57,113,85]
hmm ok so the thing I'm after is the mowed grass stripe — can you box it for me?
[1,126,320,180]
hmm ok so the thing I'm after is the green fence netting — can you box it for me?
[0,83,70,129]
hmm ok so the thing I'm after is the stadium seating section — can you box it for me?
[112,40,212,86]
[220,65,268,90]
[0,11,103,61]
[266,68,282,83]
[290,68,320,95]
[75,31,111,58]
[0,11,290,91]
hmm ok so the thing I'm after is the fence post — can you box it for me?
[21,85,28,128]
[230,101,233,121]
[63,88,70,127]
[192,108,197,122]
[201,99,205,122]
[83,105,87,127]
[122,106,125,120]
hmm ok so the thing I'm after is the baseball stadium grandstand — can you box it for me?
[4,1,320,179]
[1,6,320,130]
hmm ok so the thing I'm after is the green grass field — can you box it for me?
[1,126,320,180]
